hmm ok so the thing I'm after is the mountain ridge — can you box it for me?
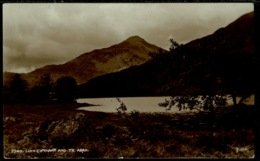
[186,11,254,54]
[78,11,255,97]
[4,36,165,87]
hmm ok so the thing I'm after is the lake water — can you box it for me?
[77,97,176,113]
[77,95,254,113]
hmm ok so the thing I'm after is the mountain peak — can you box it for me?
[123,35,146,43]
[20,34,164,86]
[126,35,144,40]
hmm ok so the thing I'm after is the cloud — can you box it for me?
[3,3,253,73]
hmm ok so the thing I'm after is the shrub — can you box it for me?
[101,124,116,142]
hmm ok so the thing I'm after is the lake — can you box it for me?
[77,97,175,112]
[77,97,175,113]
[77,95,254,113]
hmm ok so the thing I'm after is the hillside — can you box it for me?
[5,36,165,87]
[187,11,254,54]
[3,72,19,88]
[78,11,255,97]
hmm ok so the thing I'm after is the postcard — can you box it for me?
[3,3,255,159]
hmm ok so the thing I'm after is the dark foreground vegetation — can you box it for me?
[3,103,255,159]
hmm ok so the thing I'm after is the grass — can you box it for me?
[3,103,255,159]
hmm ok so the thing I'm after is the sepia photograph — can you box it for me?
[3,3,255,159]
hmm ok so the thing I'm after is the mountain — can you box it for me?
[186,11,254,55]
[78,11,255,97]
[10,36,165,87]
[3,72,18,87]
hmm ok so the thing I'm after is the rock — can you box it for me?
[30,112,91,148]
[17,136,30,146]
[52,113,86,136]
[50,120,80,140]
[5,117,16,122]
[73,112,85,120]
[46,121,60,133]
[46,113,89,148]
[22,127,35,136]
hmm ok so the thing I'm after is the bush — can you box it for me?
[101,124,116,142]
[113,133,132,146]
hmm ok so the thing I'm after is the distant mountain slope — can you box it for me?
[12,36,165,87]
[3,72,18,87]
[187,11,254,55]
[78,11,255,97]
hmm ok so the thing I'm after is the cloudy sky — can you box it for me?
[3,3,253,73]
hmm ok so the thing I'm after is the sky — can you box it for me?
[3,3,254,73]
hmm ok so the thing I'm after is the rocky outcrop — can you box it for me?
[35,113,92,148]
[4,112,113,158]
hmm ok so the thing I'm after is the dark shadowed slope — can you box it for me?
[187,11,254,55]
[78,11,255,97]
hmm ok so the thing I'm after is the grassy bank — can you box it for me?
[3,103,255,158]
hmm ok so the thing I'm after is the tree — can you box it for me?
[159,40,228,114]
[158,72,227,115]
[169,38,180,51]
[116,98,127,113]
[29,74,54,103]
[55,76,77,103]
[7,74,28,103]
[3,85,12,104]
[159,95,227,114]
[148,48,168,59]
[38,73,54,100]
[219,53,255,110]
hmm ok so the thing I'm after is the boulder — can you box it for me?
[46,113,89,148]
